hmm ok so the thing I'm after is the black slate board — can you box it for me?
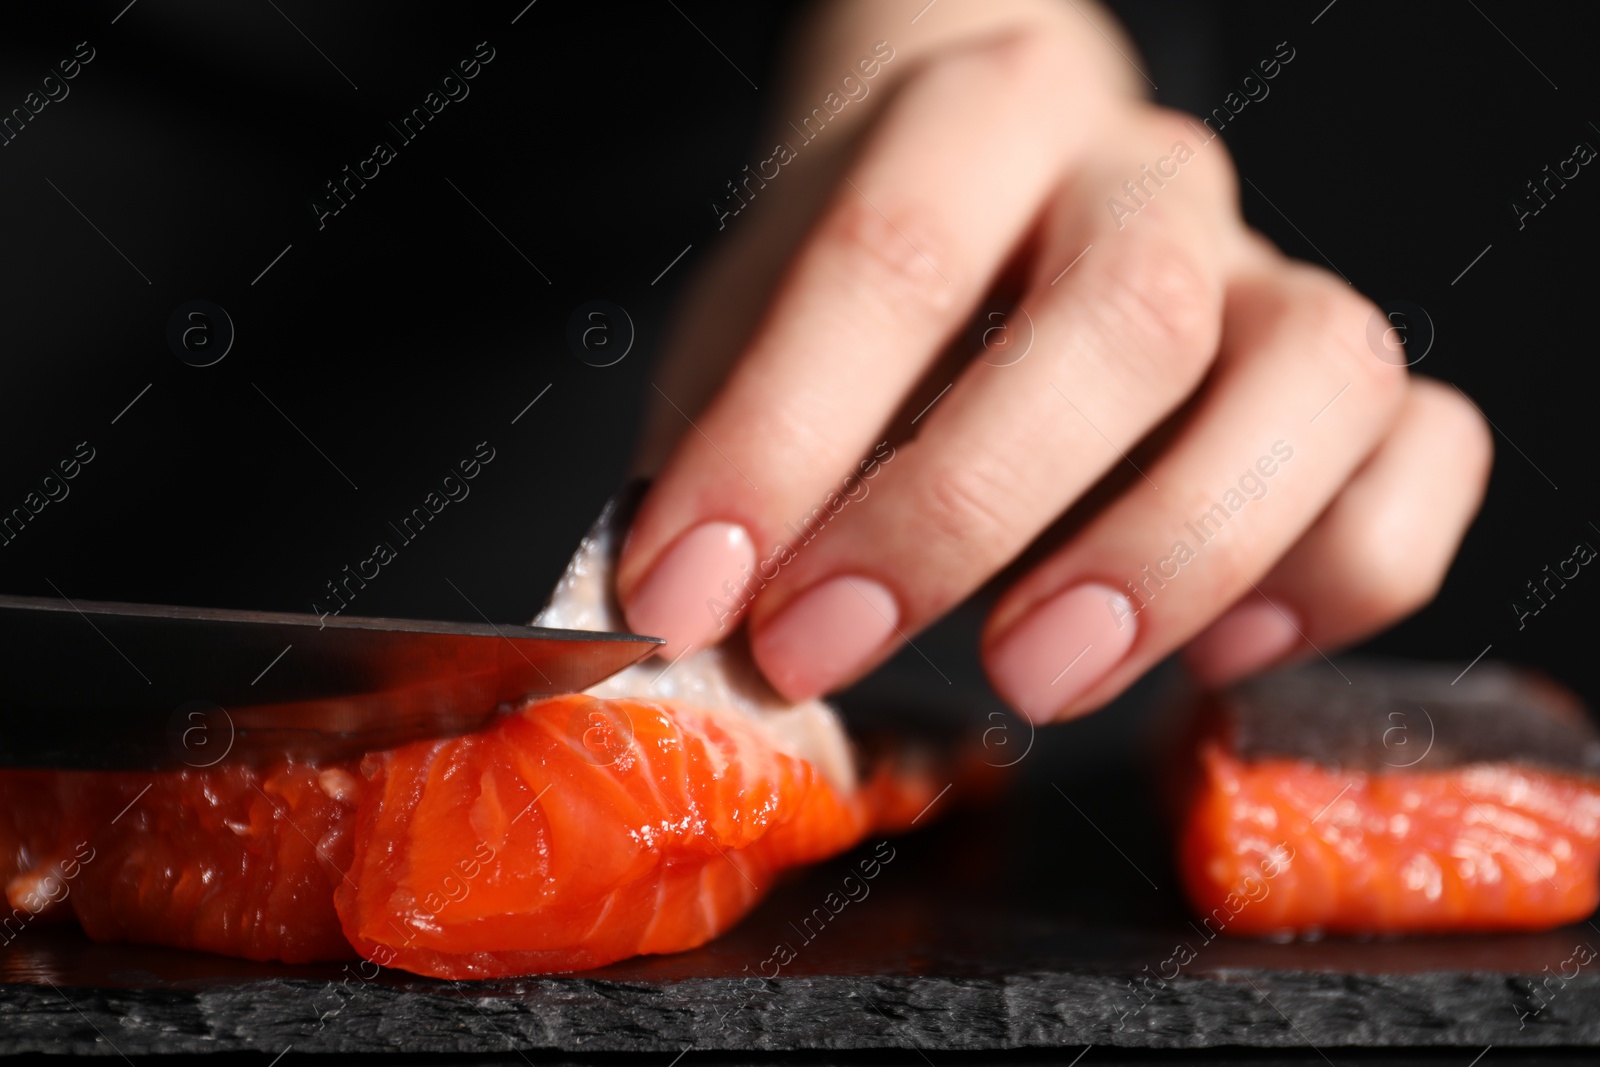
[5,656,1600,1057]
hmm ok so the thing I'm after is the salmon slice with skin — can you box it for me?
[327,485,941,977]
[336,693,896,977]
[0,488,948,974]
[1181,744,1600,936]
[0,694,933,974]
[1177,661,1600,937]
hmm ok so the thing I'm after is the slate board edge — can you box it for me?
[2,970,1595,1054]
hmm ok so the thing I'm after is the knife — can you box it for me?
[0,593,663,769]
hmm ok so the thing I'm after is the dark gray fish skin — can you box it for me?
[1213,659,1600,776]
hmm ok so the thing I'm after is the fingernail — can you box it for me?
[1183,598,1302,688]
[623,521,756,659]
[752,576,899,702]
[987,583,1138,723]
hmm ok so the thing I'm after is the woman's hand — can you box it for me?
[616,0,1491,722]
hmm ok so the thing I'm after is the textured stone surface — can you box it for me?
[6,915,1600,1056]
[6,661,1600,1055]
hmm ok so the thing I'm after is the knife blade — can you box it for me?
[0,593,663,769]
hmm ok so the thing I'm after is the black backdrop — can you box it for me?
[1,1,1595,710]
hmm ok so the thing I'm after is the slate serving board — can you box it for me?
[5,658,1600,1057]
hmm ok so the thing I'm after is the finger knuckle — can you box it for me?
[1150,107,1239,199]
[916,456,1018,554]
[1296,280,1410,409]
[1343,388,1494,620]
[1293,281,1368,348]
[815,192,958,319]
[1423,381,1495,489]
[1088,234,1220,387]
[931,26,1067,94]
[1352,319,1411,407]
[978,28,1070,88]
[1345,509,1446,621]
[1191,517,1276,610]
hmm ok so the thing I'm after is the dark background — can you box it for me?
[0,0,1595,707]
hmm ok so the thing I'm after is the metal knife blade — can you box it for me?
[0,594,663,769]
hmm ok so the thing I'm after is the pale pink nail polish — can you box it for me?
[987,583,1138,723]
[752,576,899,702]
[623,521,756,659]
[1183,599,1302,688]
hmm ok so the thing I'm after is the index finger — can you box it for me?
[617,33,1100,658]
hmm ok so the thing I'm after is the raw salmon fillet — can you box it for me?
[336,693,928,977]
[1177,661,1600,937]
[0,762,359,963]
[0,696,936,974]
[0,491,948,976]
